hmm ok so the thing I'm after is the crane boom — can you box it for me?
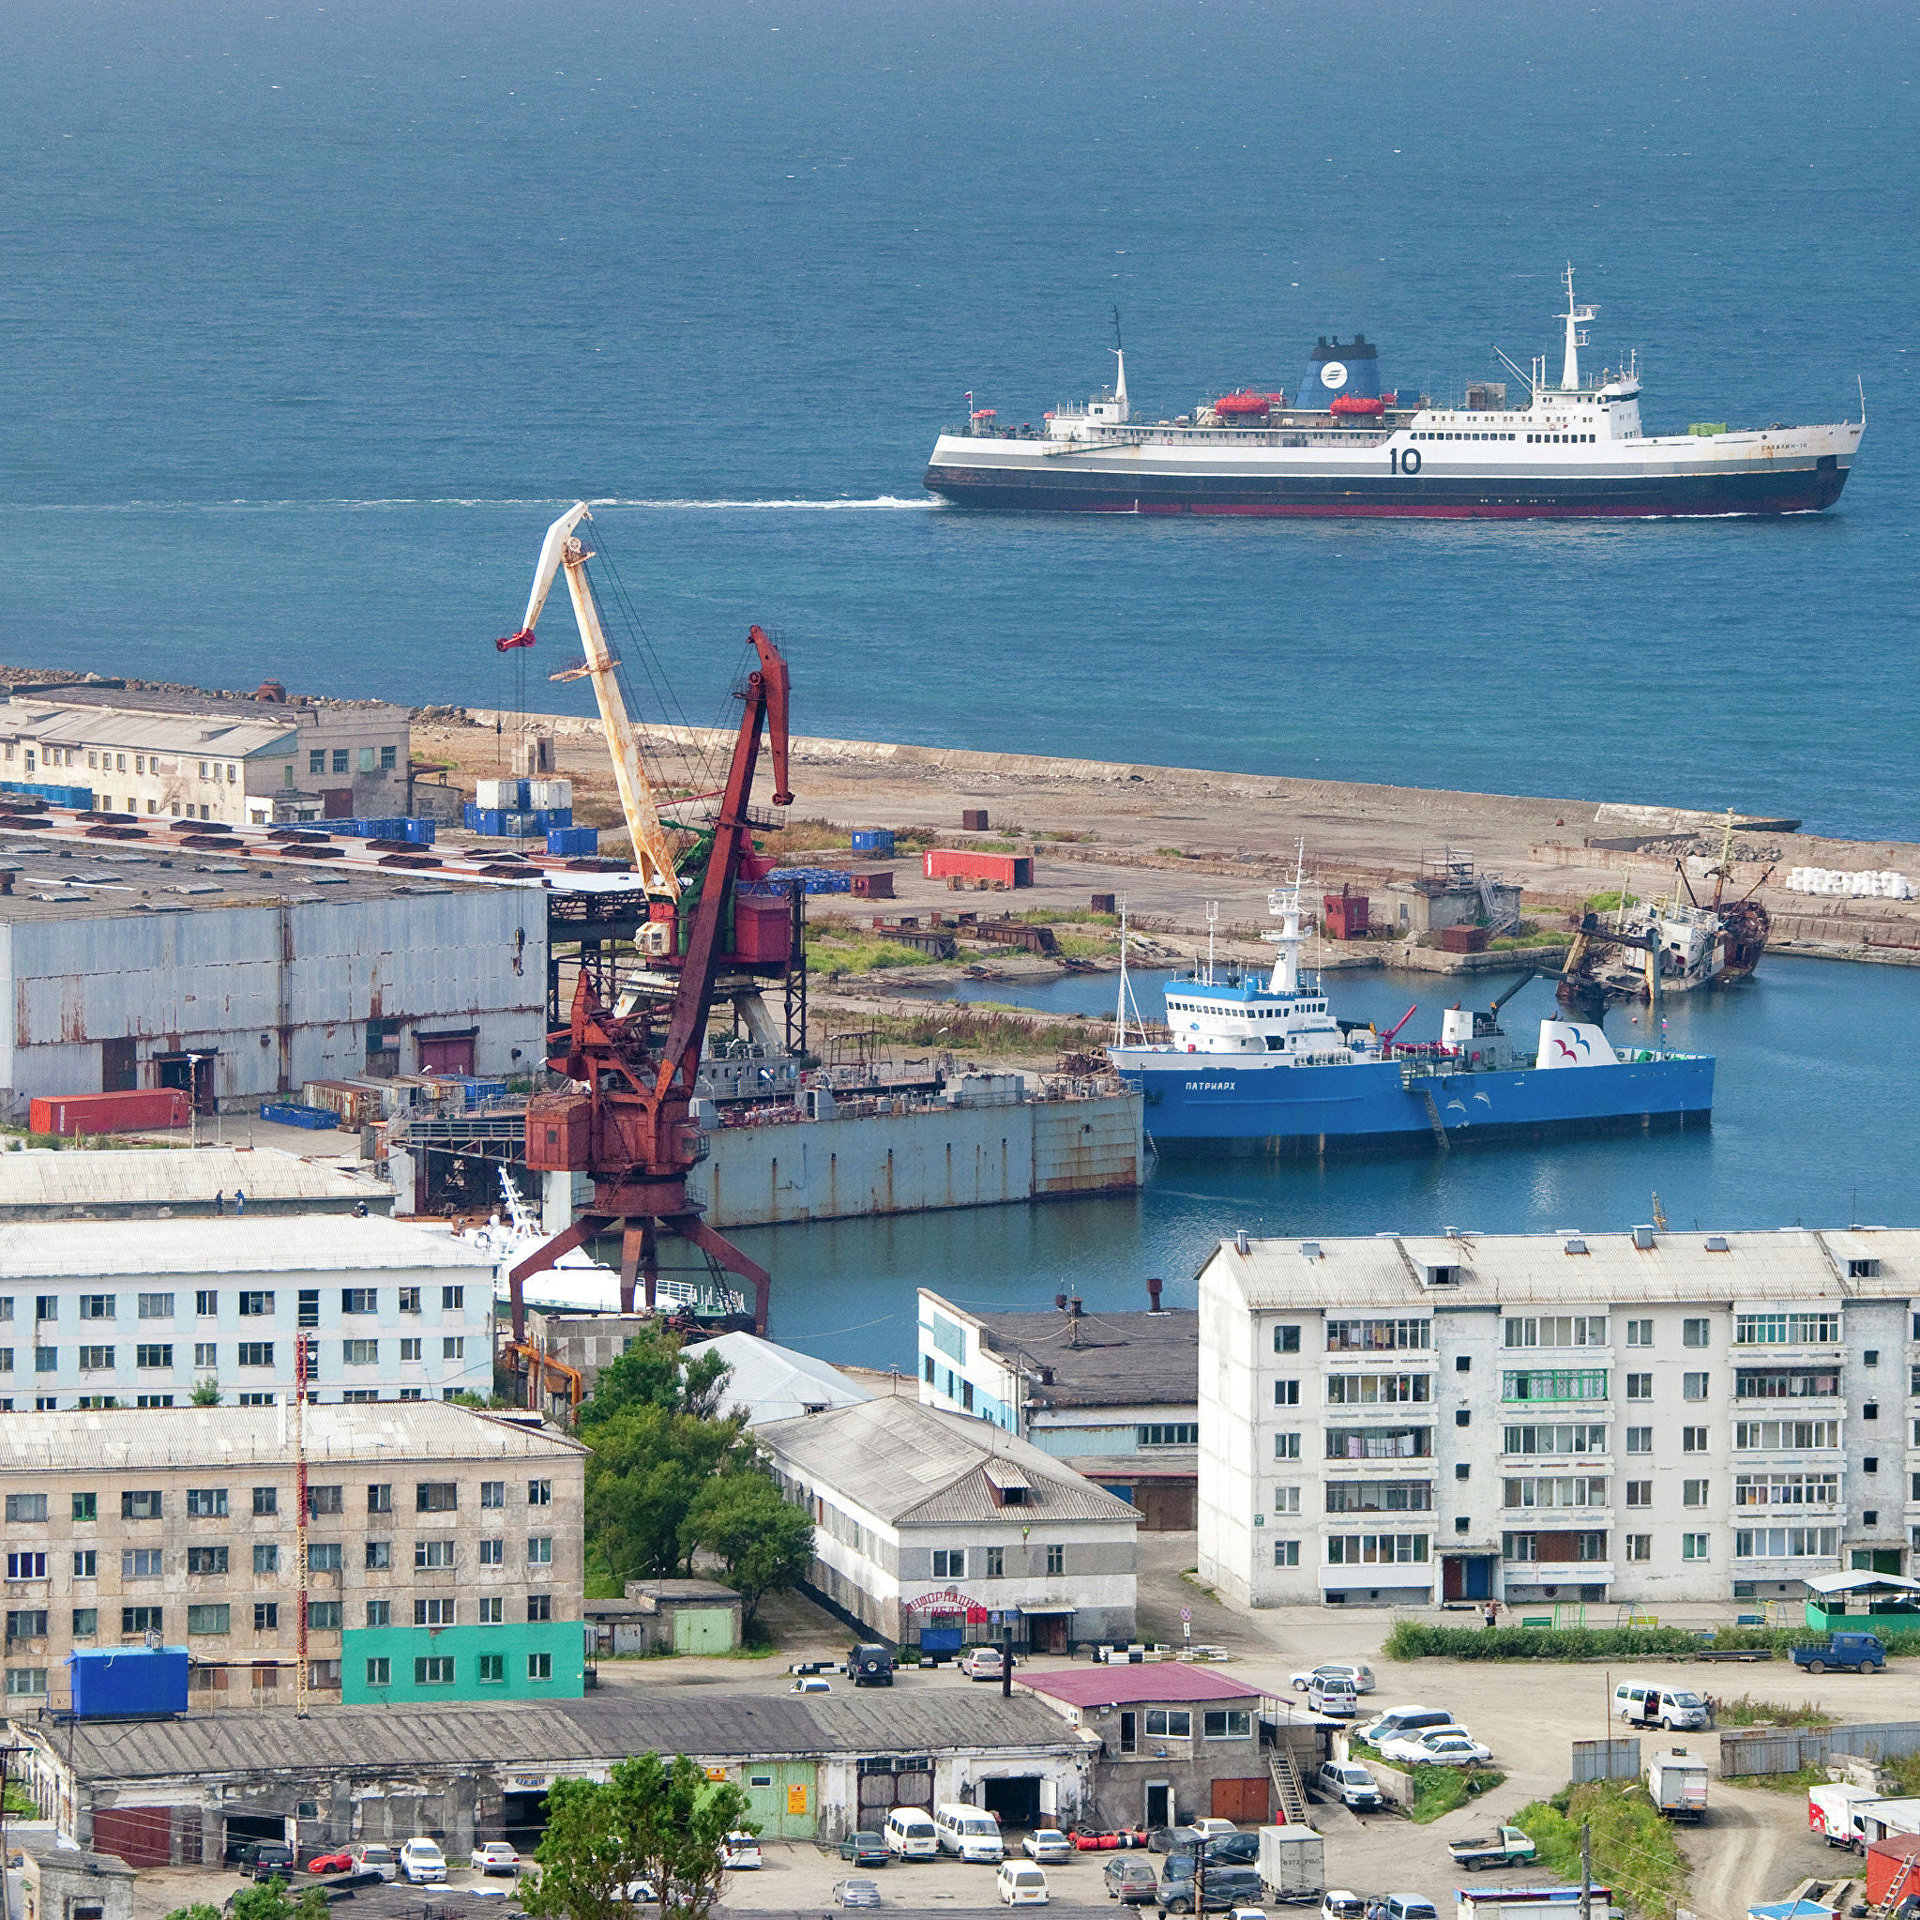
[508,502,682,899]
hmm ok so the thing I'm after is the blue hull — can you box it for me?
[1119,1054,1714,1154]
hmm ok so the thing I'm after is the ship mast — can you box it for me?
[1262,842,1310,995]
[1561,263,1597,391]
[1112,306,1129,422]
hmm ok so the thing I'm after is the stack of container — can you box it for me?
[467,776,574,839]
[2,779,95,811]
[767,866,852,894]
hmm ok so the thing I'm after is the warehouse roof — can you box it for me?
[0,1403,582,1474]
[1204,1227,1920,1311]
[758,1397,1142,1528]
[9,686,407,726]
[34,1688,1083,1785]
[1,703,297,759]
[0,1214,495,1278]
[0,1147,383,1218]
[924,1291,1197,1411]
[692,1330,873,1425]
[1020,1666,1260,1709]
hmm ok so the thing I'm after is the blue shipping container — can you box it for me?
[70,1646,190,1717]
[851,829,895,855]
[259,1103,339,1130]
[2,780,95,811]
[547,826,599,857]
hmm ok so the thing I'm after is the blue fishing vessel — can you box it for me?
[1106,862,1713,1154]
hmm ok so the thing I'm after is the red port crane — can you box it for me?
[506,612,793,1340]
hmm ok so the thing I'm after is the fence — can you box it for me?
[1572,1737,1642,1784]
[1720,1720,1920,1777]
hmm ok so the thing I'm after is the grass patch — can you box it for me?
[1383,1619,1920,1663]
[1585,891,1641,912]
[1353,1741,1504,1824]
[1712,1693,1835,1728]
[807,930,958,973]
[1488,932,1573,950]
[1512,1782,1687,1918]
[1055,930,1121,960]
[820,1006,1102,1057]
[1723,1764,1840,1796]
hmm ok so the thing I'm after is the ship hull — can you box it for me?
[1112,1051,1714,1154]
[924,457,1849,518]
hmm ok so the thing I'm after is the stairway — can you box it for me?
[1270,1747,1312,1827]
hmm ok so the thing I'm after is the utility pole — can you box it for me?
[1579,1819,1593,1920]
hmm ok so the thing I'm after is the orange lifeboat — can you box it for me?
[1214,390,1272,418]
[1330,394,1385,417]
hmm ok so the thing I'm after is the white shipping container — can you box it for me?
[1257,1827,1325,1903]
[528,778,573,810]
[476,777,530,810]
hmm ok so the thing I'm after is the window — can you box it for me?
[442,1286,464,1310]
[380,744,398,771]
[1739,1472,1840,1508]
[122,1606,162,1634]
[478,1653,506,1683]
[1326,1318,1429,1352]
[1500,1531,1606,1563]
[1502,1478,1606,1510]
[528,1652,553,1681]
[1502,1424,1608,1456]
[186,1547,228,1575]
[1736,1312,1841,1346]
[365,1600,391,1627]
[196,1291,217,1316]
[1326,1533,1430,1565]
[186,1488,228,1518]
[72,1493,96,1522]
[1144,1709,1192,1738]
[1626,1482,1652,1507]
[78,1346,114,1371]
[399,1287,421,1315]
[136,1394,174,1409]
[72,1550,96,1578]
[4,1494,45,1524]
[298,1291,319,1328]
[78,1295,115,1321]
[1683,1427,1709,1452]
[1866,1401,1882,1421]
[1682,1534,1710,1561]
[253,1544,279,1574]
[5,1670,46,1697]
[400,1338,422,1362]
[1327,1375,1431,1405]
[527,1595,552,1623]
[478,1481,506,1510]
[309,1542,343,1572]
[1684,1479,1709,1508]
[34,1299,55,1324]
[310,749,326,775]
[1273,1540,1300,1567]
[71,1608,97,1636]
[1326,1426,1431,1459]
[415,1539,455,1569]
[308,1485,342,1516]
[479,1596,504,1624]
[441,1336,465,1361]
[415,1656,455,1685]
[252,1487,278,1517]
[1684,1372,1709,1401]
[416,1481,458,1513]
[415,1598,456,1626]
[1737,1525,1840,1558]
[1503,1316,1607,1348]
[310,1658,341,1688]
[238,1292,273,1317]
[1626,1373,1652,1400]
[1273,1487,1300,1514]
[122,1548,163,1579]
[138,1293,174,1320]
[528,1534,553,1568]
[194,1343,217,1368]
[1625,1535,1652,1562]
[1274,1325,1301,1353]
[365,1657,391,1685]
[188,1604,230,1634]
[1625,1319,1653,1347]
[1325,1481,1432,1514]
[331,748,349,775]
[479,1538,504,1566]
[237,1342,274,1368]
[342,1288,377,1315]
[1273,1379,1299,1406]
[1046,1544,1065,1576]
[528,1479,552,1507]
[344,1340,378,1366]
[1502,1369,1608,1403]
[931,1548,965,1579]
[122,1490,163,1520]
[1626,1427,1653,1453]
[1274,1433,1300,1459]
[255,1602,279,1631]
[1683,1318,1712,1348]
[1737,1417,1842,1451]
[0,1300,10,1324]
[365,1540,391,1569]
[33,1350,55,1375]
[5,1610,47,1640]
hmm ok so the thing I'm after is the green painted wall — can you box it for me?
[672,1606,737,1655]
[738,1760,818,1838]
[341,1620,585,1703]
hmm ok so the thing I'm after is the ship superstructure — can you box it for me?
[926,269,1862,518]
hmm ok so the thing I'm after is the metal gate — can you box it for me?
[741,1761,820,1838]
[856,1758,933,1818]
[1571,1737,1641,1783]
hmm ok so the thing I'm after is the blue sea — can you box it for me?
[4,1,1918,1361]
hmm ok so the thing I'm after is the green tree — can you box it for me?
[527,1753,752,1920]
[190,1382,221,1407]
[584,1403,748,1580]
[580,1322,731,1427]
[163,1906,224,1920]
[223,1882,331,1920]
[683,1470,814,1634]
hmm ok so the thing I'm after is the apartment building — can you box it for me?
[0,1217,497,1409]
[1197,1225,1915,1609]
[918,1287,1201,1529]
[0,1402,585,1709]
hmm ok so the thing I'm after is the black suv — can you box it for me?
[250,1844,298,1882]
[848,1643,895,1687]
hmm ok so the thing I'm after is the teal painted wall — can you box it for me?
[341,1620,585,1703]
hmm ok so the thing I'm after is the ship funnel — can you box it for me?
[1298,333,1383,411]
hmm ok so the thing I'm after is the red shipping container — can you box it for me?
[1438,924,1489,953]
[923,849,1033,888]
[851,870,894,899]
[731,902,794,964]
[1866,1837,1920,1904]
[29,1089,190,1137]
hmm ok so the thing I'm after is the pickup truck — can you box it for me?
[1792,1632,1887,1675]
[1448,1829,1537,1872]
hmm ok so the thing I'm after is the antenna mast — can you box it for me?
[1561,263,1597,391]
[1112,306,1129,420]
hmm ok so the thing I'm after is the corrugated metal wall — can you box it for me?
[1571,1736,1641,1783]
[1719,1720,1920,1777]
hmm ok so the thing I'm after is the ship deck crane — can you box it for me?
[502,503,682,898]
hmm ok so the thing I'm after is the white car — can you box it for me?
[1190,1819,1238,1839]
[399,1838,448,1884]
[470,1843,521,1875]
[623,1883,659,1905]
[723,1833,763,1870]
[1382,1731,1493,1767]
[792,1676,833,1694]
[350,1845,396,1881]
[1289,1662,1376,1695]
[1023,1830,1073,1864]
[997,1862,1050,1906]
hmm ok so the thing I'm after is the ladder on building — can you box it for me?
[1872,1849,1918,1920]
[1269,1747,1311,1826]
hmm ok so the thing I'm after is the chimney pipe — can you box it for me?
[1235,1230,1251,1256]
[1068,1297,1082,1319]
[1054,1293,1069,1313]
[1146,1277,1164,1313]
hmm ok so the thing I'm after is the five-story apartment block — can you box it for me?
[1198,1226,1913,1608]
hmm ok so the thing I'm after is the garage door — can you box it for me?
[672,1607,735,1655]
[1210,1778,1271,1823]
[92,1806,176,1868]
[741,1762,818,1838]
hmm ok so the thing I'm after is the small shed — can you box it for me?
[1805,1569,1920,1632]
[613,1579,745,1655]
[14,1833,138,1920]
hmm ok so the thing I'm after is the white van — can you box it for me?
[1612,1680,1709,1732]
[884,1808,939,1859]
[1308,1672,1358,1718]
[935,1803,1006,1863]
